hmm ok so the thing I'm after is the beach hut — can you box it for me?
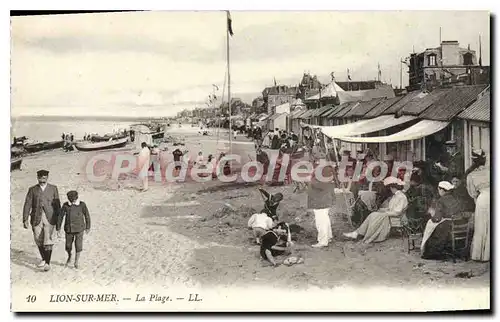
[267,112,289,132]
[457,86,490,169]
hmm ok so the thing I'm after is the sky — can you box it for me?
[11,11,490,118]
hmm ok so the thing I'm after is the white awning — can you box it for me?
[302,115,416,138]
[336,120,449,143]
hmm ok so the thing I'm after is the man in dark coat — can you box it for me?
[23,170,61,271]
[256,147,270,177]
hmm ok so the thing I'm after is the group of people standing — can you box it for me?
[261,128,299,151]
[62,133,74,152]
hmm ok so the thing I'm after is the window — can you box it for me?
[463,53,473,65]
[471,124,490,154]
[428,54,437,66]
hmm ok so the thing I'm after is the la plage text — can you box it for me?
[50,294,118,303]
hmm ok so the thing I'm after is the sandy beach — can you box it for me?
[10,126,490,308]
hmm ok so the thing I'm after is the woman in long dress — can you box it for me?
[262,131,272,148]
[420,181,463,259]
[343,177,408,244]
[467,149,490,262]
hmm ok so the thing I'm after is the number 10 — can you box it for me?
[26,295,36,303]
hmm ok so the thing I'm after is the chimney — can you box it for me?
[440,40,460,66]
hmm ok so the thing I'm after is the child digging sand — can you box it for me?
[57,190,91,269]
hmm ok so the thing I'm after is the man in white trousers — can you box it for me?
[138,142,151,192]
[307,164,336,248]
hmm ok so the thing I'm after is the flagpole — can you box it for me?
[226,11,232,155]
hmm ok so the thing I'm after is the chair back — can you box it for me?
[450,211,474,255]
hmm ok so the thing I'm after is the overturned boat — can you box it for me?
[74,137,129,152]
[11,157,22,171]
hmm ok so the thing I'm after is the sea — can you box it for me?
[11,118,137,143]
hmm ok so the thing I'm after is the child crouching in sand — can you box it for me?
[247,213,277,244]
[57,190,91,269]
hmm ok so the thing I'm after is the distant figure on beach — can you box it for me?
[138,142,151,192]
[233,129,237,140]
[57,190,91,269]
[195,151,206,168]
[61,133,65,140]
[22,169,61,272]
[172,148,184,177]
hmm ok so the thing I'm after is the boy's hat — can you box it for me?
[67,190,78,200]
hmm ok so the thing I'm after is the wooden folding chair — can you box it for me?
[450,212,474,262]
[388,205,417,253]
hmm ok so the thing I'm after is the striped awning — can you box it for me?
[336,120,449,143]
[301,115,416,138]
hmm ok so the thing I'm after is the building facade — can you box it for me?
[407,40,489,91]
[262,85,298,114]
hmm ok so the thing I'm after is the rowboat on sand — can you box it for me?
[11,157,22,171]
[152,131,165,139]
[24,140,64,153]
[90,132,128,142]
[74,137,129,152]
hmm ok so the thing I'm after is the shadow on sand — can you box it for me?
[11,248,66,272]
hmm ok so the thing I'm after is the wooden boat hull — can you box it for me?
[24,140,64,153]
[74,138,128,152]
[11,146,26,157]
[11,158,22,171]
[152,131,164,139]
[90,133,128,142]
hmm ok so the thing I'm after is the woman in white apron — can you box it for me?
[420,181,463,259]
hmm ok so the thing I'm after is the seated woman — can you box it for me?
[351,165,382,227]
[343,177,408,244]
[420,181,464,260]
[405,173,436,232]
[260,222,291,267]
[451,175,476,213]
[258,188,283,219]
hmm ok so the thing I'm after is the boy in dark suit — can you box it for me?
[57,191,91,269]
[23,170,61,271]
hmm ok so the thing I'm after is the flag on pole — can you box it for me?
[347,68,352,81]
[479,34,482,67]
[227,11,234,36]
[274,77,277,86]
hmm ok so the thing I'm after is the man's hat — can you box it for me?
[37,170,49,177]
[444,140,456,146]
[472,148,485,158]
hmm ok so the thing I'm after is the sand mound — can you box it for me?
[201,203,257,229]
